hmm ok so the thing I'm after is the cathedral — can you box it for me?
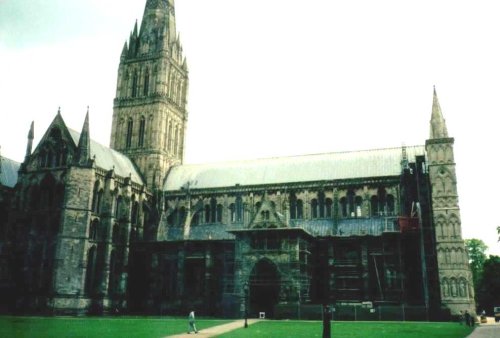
[0,0,475,320]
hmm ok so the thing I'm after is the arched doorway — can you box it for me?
[249,259,280,318]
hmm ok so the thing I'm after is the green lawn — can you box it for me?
[219,321,475,338]
[0,316,230,338]
[0,317,476,338]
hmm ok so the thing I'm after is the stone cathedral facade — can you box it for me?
[0,0,475,319]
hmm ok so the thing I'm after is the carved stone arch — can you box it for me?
[249,258,281,317]
[450,247,458,265]
[449,277,458,297]
[437,247,445,264]
[441,277,449,297]
[458,278,468,298]
[437,144,446,163]
[435,214,446,238]
[448,213,460,238]
[432,175,446,196]
[445,248,451,264]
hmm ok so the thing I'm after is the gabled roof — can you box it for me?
[0,156,20,188]
[164,145,426,191]
[68,129,143,184]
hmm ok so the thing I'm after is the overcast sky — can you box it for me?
[0,0,499,254]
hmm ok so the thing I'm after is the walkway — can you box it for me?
[165,319,260,338]
[466,319,499,338]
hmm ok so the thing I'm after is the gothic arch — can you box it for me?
[249,258,281,318]
[441,277,449,298]
[449,214,460,238]
[85,245,98,295]
[449,277,458,297]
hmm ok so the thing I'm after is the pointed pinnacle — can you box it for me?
[28,121,34,139]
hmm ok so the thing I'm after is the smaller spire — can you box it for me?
[429,86,449,139]
[57,106,61,115]
[24,121,35,161]
[28,120,34,140]
[76,108,91,166]
[133,20,138,37]
[121,41,128,58]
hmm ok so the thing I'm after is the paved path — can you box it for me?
[164,319,260,338]
[466,321,500,338]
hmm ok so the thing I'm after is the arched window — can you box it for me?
[204,205,210,223]
[377,187,387,215]
[89,219,99,241]
[131,71,138,97]
[296,199,303,219]
[236,196,243,222]
[347,190,355,217]
[131,200,139,225]
[210,198,217,223]
[138,116,146,147]
[126,118,133,148]
[85,246,97,295]
[339,197,347,218]
[216,204,223,223]
[91,183,99,212]
[96,190,104,214]
[143,69,149,96]
[387,195,395,215]
[311,199,318,219]
[115,196,122,219]
[318,192,326,218]
[325,198,333,218]
[174,127,179,156]
[371,196,379,216]
[355,196,363,217]
[167,123,173,152]
[229,203,236,223]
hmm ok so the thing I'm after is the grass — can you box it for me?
[0,317,476,338]
[0,316,230,338]
[218,321,476,338]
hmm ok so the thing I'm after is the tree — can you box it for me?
[464,239,488,290]
[476,255,500,315]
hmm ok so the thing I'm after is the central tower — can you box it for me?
[110,0,188,189]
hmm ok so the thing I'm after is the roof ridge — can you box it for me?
[183,144,426,167]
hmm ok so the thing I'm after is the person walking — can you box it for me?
[187,310,198,334]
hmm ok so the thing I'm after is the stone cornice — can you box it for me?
[425,137,454,146]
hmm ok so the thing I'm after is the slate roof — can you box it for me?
[68,129,143,184]
[0,156,20,188]
[164,145,426,191]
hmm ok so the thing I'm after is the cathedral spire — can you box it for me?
[429,86,449,139]
[76,108,91,166]
[143,0,177,45]
[24,121,34,161]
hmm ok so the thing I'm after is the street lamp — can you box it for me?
[244,281,249,328]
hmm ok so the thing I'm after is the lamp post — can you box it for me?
[244,281,249,328]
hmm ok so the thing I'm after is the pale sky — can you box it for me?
[0,0,499,255]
